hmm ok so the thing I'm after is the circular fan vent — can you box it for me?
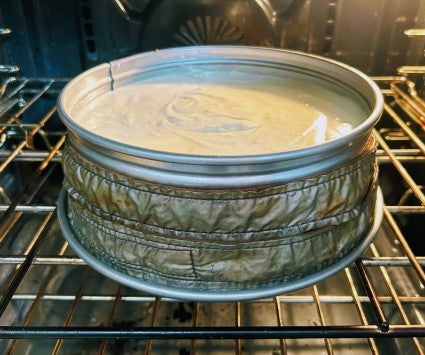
[174,16,243,45]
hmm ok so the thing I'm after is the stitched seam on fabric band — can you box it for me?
[67,186,372,240]
[69,197,355,250]
[63,144,375,202]
[78,235,361,286]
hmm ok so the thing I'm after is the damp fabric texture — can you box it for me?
[62,137,378,292]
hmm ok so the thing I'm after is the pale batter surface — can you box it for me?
[74,65,368,156]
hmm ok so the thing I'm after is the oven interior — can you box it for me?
[0,0,424,354]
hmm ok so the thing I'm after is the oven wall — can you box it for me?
[0,0,424,77]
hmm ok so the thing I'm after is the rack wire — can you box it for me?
[0,71,424,354]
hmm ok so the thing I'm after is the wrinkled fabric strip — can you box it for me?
[67,186,375,289]
[63,138,377,235]
[63,137,378,290]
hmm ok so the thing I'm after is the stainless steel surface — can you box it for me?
[58,46,383,188]
[0,28,19,74]
[405,28,425,37]
[0,70,424,353]
[2,0,424,77]
[0,28,11,36]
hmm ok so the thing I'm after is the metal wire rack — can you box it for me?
[0,70,424,353]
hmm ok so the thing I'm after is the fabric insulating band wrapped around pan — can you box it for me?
[62,136,378,291]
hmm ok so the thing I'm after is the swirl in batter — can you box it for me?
[74,66,368,156]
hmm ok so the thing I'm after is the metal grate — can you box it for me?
[0,71,424,354]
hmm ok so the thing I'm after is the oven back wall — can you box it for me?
[1,0,424,77]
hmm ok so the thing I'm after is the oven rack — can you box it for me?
[0,75,423,354]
